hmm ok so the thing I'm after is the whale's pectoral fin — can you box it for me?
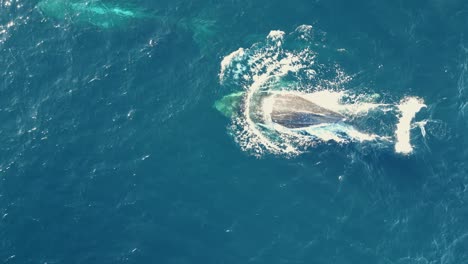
[214,92,244,118]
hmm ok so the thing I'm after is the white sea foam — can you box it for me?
[267,30,285,42]
[219,48,245,83]
[300,123,379,143]
[295,25,314,41]
[395,97,426,154]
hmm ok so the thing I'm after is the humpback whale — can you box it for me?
[214,91,345,128]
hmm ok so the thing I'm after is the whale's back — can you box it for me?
[270,94,344,128]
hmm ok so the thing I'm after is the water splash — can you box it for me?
[395,97,426,154]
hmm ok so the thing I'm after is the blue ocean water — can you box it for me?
[1,0,468,263]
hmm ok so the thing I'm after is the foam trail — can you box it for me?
[300,124,379,143]
[395,97,426,154]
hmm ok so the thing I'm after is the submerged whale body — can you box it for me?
[36,0,218,51]
[268,93,344,128]
[37,0,149,28]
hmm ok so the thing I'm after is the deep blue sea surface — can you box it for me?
[1,0,468,263]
